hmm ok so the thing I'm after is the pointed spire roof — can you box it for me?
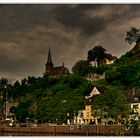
[47,48,53,64]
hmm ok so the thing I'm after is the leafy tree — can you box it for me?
[92,86,130,122]
[15,100,32,122]
[14,81,20,87]
[27,76,36,87]
[72,60,93,76]
[129,120,140,136]
[0,99,4,116]
[0,77,8,94]
[106,61,140,87]
[125,27,140,44]
[87,45,106,66]
[34,75,91,124]
[11,81,22,99]
[0,78,12,103]
[21,78,27,86]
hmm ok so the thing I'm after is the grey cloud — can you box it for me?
[0,4,140,81]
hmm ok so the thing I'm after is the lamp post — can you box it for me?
[4,85,8,120]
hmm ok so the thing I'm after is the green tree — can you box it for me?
[92,86,130,123]
[0,78,11,102]
[15,100,31,122]
[0,77,8,94]
[129,120,140,136]
[87,46,106,66]
[0,99,4,116]
[72,60,92,76]
[21,78,27,86]
[106,61,140,87]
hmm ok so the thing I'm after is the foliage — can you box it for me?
[10,74,93,124]
[125,27,140,44]
[0,99,3,116]
[105,61,140,87]
[0,78,8,91]
[2,32,140,125]
[15,99,32,122]
[72,60,93,76]
[87,45,106,66]
[129,120,140,136]
[92,86,130,121]
[116,55,130,65]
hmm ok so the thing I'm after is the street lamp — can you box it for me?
[5,85,8,120]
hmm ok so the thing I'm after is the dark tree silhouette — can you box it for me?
[125,27,140,44]
[87,46,106,66]
[72,60,92,76]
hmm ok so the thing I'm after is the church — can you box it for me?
[45,49,69,77]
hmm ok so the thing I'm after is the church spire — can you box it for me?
[47,48,53,64]
[45,48,53,75]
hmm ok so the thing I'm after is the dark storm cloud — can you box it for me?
[53,4,107,36]
[0,5,53,32]
[51,4,133,37]
[0,4,140,81]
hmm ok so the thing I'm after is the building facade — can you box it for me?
[45,49,69,77]
[127,88,140,120]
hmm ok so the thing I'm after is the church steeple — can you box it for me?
[47,48,53,65]
[45,48,53,74]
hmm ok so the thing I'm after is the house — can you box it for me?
[85,87,100,100]
[126,88,140,120]
[83,105,100,125]
[73,110,84,125]
[105,58,114,65]
[90,54,117,67]
[71,87,101,125]
[45,49,69,77]
[72,105,100,125]
[103,54,117,65]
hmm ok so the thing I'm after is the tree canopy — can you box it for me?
[92,86,130,121]
[87,45,106,66]
[72,60,93,76]
[125,27,140,44]
[12,74,94,123]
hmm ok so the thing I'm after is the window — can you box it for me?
[86,112,89,117]
[133,104,138,109]
[80,113,83,117]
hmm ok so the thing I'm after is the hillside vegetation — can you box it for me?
[1,28,140,124]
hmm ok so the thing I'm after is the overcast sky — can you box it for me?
[0,4,140,82]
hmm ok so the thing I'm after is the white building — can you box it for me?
[127,88,140,120]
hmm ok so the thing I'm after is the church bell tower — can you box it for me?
[45,49,53,74]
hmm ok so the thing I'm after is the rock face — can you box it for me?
[85,73,105,82]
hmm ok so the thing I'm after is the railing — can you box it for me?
[0,124,125,136]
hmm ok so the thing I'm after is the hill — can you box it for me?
[12,74,94,124]
[117,42,140,65]
[1,43,140,125]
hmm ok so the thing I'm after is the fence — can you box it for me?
[0,124,125,136]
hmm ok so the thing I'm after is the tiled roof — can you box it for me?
[47,66,69,77]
